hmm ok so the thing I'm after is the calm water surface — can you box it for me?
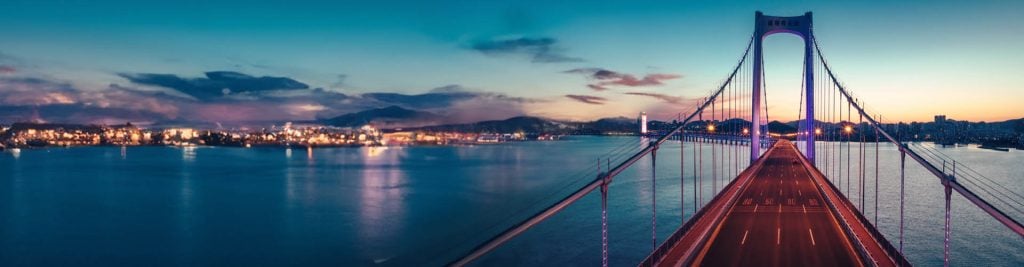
[0,136,1021,266]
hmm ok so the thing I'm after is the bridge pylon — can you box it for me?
[751,11,815,162]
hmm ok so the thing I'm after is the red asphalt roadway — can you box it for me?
[654,140,897,267]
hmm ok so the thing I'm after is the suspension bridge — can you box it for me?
[450,11,1024,267]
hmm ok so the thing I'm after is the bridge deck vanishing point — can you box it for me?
[649,140,902,267]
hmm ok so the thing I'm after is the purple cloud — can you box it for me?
[119,71,309,100]
[564,68,682,90]
[565,94,607,105]
[624,92,685,104]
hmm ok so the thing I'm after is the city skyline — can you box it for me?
[1,1,1023,126]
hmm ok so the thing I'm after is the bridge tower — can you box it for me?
[751,11,815,162]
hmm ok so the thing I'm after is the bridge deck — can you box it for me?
[650,140,899,267]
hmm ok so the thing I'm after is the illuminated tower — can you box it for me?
[640,112,648,134]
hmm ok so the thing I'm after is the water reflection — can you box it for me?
[285,160,297,204]
[285,147,292,158]
[364,146,387,157]
[9,148,20,159]
[358,145,407,261]
[177,164,194,243]
[181,146,196,161]
[635,136,653,197]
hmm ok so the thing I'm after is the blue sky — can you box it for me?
[0,0,1021,125]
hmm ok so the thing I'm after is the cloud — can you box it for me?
[428,84,467,93]
[0,77,82,106]
[0,66,15,74]
[565,94,607,105]
[0,74,345,124]
[564,68,682,90]
[330,74,348,89]
[357,85,536,124]
[362,85,533,110]
[119,71,309,100]
[0,69,534,126]
[625,92,685,104]
[469,37,583,63]
[0,77,182,124]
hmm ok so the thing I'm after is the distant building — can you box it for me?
[639,112,648,134]
[934,115,950,145]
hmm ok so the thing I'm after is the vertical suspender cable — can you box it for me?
[944,179,952,267]
[761,57,769,149]
[724,80,733,185]
[699,107,704,207]
[694,111,699,213]
[847,100,851,196]
[681,115,686,220]
[730,65,734,180]
[875,116,880,226]
[899,123,905,260]
[839,91,845,194]
[827,68,832,180]
[721,82,726,185]
[599,159,608,267]
[712,95,717,193]
[651,146,657,252]
[832,65,837,183]
[798,73,802,152]
[860,108,865,210]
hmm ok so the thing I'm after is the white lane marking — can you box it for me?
[777,228,781,245]
[802,204,807,214]
[808,228,816,246]
[741,230,750,245]
[798,190,802,196]
[778,204,782,213]
[754,204,759,213]
[779,189,782,196]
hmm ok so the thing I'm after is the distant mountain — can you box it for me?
[768,121,797,134]
[573,117,637,134]
[409,116,568,133]
[321,106,439,127]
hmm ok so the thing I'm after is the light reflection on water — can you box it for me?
[181,146,197,161]
[0,138,1020,266]
[358,146,407,264]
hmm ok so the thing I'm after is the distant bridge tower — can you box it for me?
[640,112,648,134]
[751,11,816,162]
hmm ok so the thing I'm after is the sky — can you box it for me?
[0,0,1021,126]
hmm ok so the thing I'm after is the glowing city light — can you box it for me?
[742,128,749,134]
[844,125,853,133]
[707,124,716,132]
[815,128,822,135]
